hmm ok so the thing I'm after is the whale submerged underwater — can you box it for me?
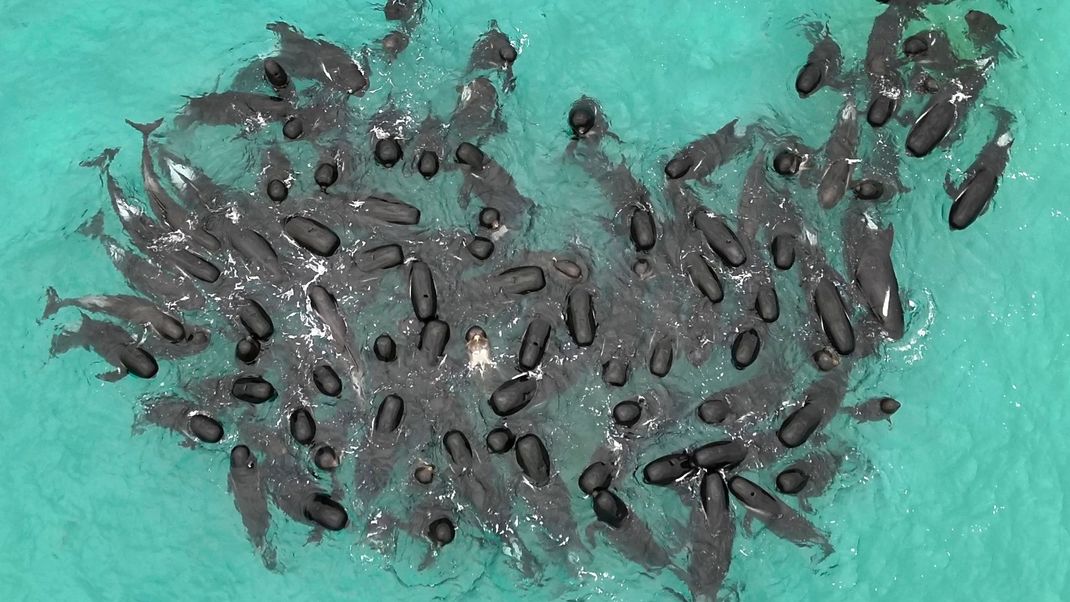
[41,1,1015,599]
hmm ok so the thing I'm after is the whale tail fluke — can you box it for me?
[126,118,165,139]
[41,286,63,321]
[80,147,119,171]
[77,211,105,240]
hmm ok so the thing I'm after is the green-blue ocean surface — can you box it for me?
[1,1,1067,600]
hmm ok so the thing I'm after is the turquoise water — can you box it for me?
[2,0,1068,600]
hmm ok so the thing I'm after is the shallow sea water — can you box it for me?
[1,0,1068,600]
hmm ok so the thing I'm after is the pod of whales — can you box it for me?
[43,3,1013,598]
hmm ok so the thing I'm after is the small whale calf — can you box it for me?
[946,108,1014,230]
[266,22,369,95]
[467,21,519,92]
[664,120,751,181]
[228,445,277,569]
[52,313,159,380]
[796,24,843,97]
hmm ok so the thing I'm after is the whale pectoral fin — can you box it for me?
[564,140,578,160]
[97,367,126,382]
[894,109,916,128]
[583,523,599,548]
[797,163,819,189]
[330,476,346,500]
[458,181,473,210]
[131,416,148,436]
[665,516,692,548]
[592,215,617,237]
[76,211,106,240]
[417,548,437,571]
[742,513,754,536]
[229,128,257,143]
[491,106,508,137]
[943,171,957,198]
[696,177,718,191]
[50,329,82,357]
[305,527,324,545]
